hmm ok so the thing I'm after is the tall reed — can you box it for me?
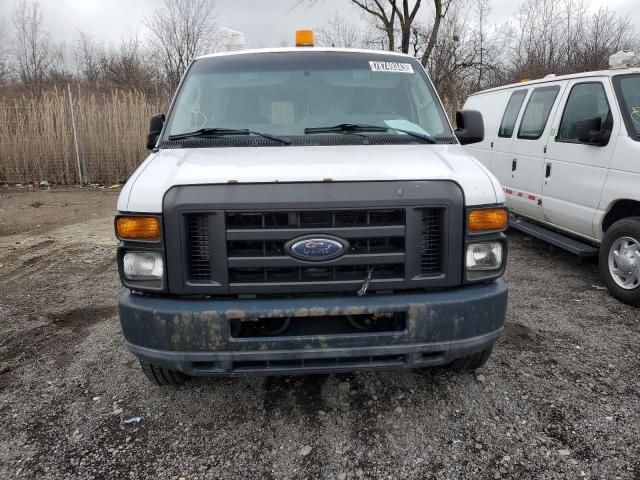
[0,87,168,185]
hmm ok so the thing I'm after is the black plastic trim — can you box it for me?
[163,181,464,295]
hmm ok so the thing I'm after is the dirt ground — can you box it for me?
[0,188,638,480]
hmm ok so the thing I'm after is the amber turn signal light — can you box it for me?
[468,208,508,234]
[116,216,160,241]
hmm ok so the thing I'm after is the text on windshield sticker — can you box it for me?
[369,61,414,73]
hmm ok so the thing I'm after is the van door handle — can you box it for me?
[545,163,552,178]
[512,159,517,171]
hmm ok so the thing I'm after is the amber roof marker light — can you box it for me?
[295,29,314,47]
[468,208,508,234]
[116,216,161,241]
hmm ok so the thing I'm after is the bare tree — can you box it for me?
[47,42,72,84]
[347,1,452,65]
[101,36,157,92]
[0,20,11,83]
[74,31,105,83]
[316,12,362,48]
[144,0,219,89]
[12,0,53,86]
[349,1,397,51]
[500,0,639,82]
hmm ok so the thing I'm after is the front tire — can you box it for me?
[599,217,640,307]
[139,360,187,386]
[448,347,493,371]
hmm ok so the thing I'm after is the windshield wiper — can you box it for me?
[168,128,248,141]
[304,123,437,143]
[168,127,291,145]
[304,123,389,135]
[386,126,437,144]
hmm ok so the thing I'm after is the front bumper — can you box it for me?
[119,279,507,376]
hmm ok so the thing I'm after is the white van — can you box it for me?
[114,33,510,385]
[463,61,640,306]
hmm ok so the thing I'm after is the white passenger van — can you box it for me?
[464,54,640,306]
[114,31,510,385]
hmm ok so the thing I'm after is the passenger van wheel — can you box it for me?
[448,347,493,371]
[599,217,640,307]
[139,360,187,386]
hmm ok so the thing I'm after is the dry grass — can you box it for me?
[0,87,168,185]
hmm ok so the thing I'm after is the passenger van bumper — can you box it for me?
[118,280,507,376]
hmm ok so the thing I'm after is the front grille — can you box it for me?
[224,208,407,288]
[229,264,404,284]
[419,208,443,275]
[227,209,404,229]
[183,206,449,293]
[227,237,405,257]
[186,214,211,281]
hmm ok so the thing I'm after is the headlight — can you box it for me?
[466,242,503,271]
[123,252,164,280]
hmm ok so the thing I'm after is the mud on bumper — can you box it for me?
[118,280,507,376]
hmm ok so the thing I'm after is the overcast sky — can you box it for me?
[1,0,639,49]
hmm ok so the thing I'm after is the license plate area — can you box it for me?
[229,312,406,338]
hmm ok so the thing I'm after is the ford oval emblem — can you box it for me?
[286,236,348,262]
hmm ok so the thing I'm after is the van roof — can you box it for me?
[195,47,417,61]
[470,67,640,96]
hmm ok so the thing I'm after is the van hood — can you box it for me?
[118,144,502,212]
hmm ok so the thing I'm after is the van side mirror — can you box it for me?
[454,110,484,145]
[147,113,165,150]
[577,116,610,146]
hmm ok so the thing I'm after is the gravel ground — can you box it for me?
[0,188,638,480]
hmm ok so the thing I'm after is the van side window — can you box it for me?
[557,82,612,144]
[517,86,560,140]
[498,90,527,138]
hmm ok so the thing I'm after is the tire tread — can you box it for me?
[448,347,493,371]
[139,360,187,386]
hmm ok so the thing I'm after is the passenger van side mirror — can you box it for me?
[454,110,484,145]
[577,116,610,146]
[147,113,166,150]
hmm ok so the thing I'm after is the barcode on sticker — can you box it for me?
[369,61,414,73]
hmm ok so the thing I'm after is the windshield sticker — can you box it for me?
[189,104,207,129]
[271,102,295,125]
[632,107,640,125]
[369,61,414,73]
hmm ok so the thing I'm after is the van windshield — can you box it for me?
[164,51,453,144]
[614,73,640,139]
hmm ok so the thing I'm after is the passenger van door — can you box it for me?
[510,85,563,221]
[542,79,618,239]
[492,89,528,209]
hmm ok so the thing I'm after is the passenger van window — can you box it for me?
[517,86,560,140]
[557,83,612,143]
[498,90,527,138]
[613,74,640,141]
